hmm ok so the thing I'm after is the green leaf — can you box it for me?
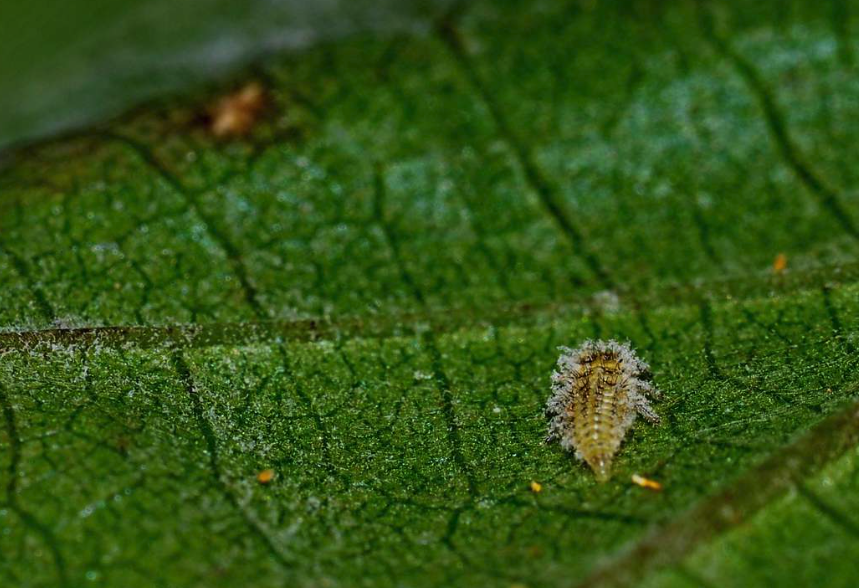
[1,1,859,587]
[639,426,859,588]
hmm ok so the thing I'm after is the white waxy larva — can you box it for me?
[546,339,661,482]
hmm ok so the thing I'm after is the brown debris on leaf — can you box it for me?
[209,81,268,138]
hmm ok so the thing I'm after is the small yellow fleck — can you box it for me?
[631,474,662,491]
[256,468,275,484]
[773,253,787,273]
[529,481,543,493]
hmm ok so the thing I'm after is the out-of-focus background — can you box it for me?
[0,0,451,149]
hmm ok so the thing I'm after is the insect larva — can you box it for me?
[546,340,660,482]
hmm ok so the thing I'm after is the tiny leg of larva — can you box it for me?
[631,392,660,424]
[638,380,662,400]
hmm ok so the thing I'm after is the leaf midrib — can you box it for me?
[1,259,855,353]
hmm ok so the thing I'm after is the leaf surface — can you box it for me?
[1,1,859,587]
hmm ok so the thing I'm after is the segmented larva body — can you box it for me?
[546,340,660,482]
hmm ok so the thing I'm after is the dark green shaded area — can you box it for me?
[1,0,859,586]
[0,0,452,150]
[641,438,859,588]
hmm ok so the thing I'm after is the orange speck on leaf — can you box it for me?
[631,474,662,491]
[209,81,267,137]
[529,481,543,493]
[773,253,787,273]
[256,468,275,484]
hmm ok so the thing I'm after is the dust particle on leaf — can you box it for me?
[592,290,621,313]
[546,340,661,482]
[256,468,275,484]
[209,81,267,137]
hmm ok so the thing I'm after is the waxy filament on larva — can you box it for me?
[546,340,660,482]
